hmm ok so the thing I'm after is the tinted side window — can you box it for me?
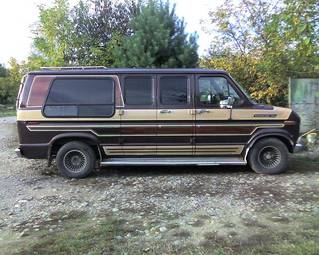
[124,76,153,105]
[160,76,188,105]
[46,78,114,104]
[44,78,115,117]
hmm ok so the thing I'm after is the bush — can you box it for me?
[0,77,18,105]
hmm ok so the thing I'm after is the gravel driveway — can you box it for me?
[0,117,318,254]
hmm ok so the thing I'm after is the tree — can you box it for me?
[114,0,198,68]
[31,0,74,66]
[202,0,319,106]
[0,58,25,105]
[0,64,6,77]
[262,0,319,77]
[71,0,142,66]
[30,0,141,67]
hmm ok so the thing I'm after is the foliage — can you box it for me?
[30,0,142,67]
[31,0,74,66]
[0,64,7,77]
[114,0,198,68]
[201,55,271,103]
[0,58,26,105]
[70,0,142,66]
[31,0,198,68]
[202,0,319,106]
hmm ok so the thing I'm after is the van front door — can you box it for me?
[156,75,194,155]
[195,75,243,155]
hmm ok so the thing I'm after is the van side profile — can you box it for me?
[16,67,300,178]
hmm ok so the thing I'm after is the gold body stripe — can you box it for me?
[103,145,244,156]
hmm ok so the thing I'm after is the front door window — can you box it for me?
[198,77,241,108]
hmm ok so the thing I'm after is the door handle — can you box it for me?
[160,109,172,114]
[196,109,210,114]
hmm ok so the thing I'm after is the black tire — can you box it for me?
[56,141,96,178]
[248,138,289,174]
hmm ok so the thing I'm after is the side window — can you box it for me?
[160,76,188,106]
[198,77,240,108]
[44,78,115,117]
[124,76,153,105]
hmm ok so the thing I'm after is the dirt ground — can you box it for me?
[0,117,318,255]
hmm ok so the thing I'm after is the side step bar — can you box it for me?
[100,157,246,166]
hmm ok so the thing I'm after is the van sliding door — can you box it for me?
[119,75,157,156]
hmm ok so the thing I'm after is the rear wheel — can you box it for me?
[248,138,288,174]
[56,141,96,178]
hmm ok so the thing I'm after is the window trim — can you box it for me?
[157,74,192,109]
[195,74,247,109]
[121,74,156,109]
[42,76,116,118]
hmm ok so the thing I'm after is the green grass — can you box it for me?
[1,212,317,255]
[274,241,319,255]
[0,105,16,117]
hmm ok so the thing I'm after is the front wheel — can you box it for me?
[56,141,96,178]
[248,138,289,174]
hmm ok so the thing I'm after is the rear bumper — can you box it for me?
[15,148,23,158]
[16,144,49,159]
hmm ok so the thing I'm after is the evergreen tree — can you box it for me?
[114,0,198,68]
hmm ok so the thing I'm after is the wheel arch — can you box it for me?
[48,133,103,161]
[244,129,294,161]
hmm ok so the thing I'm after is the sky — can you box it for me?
[0,0,220,66]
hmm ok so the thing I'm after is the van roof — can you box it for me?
[28,68,228,75]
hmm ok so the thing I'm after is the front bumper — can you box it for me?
[294,143,304,153]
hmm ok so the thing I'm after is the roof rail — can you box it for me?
[40,66,107,70]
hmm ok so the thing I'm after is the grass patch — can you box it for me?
[1,213,319,255]
[274,240,319,255]
[0,105,16,117]
[2,212,319,255]
[10,217,126,255]
[2,215,199,255]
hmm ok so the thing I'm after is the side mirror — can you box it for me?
[220,96,234,109]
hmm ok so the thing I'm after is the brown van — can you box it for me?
[15,67,300,178]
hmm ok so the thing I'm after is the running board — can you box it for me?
[100,157,246,166]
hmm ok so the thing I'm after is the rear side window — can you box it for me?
[159,76,188,105]
[124,76,153,105]
[44,78,114,117]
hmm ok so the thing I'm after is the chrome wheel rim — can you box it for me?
[258,146,281,169]
[63,150,87,173]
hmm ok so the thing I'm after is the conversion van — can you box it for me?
[15,67,300,178]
